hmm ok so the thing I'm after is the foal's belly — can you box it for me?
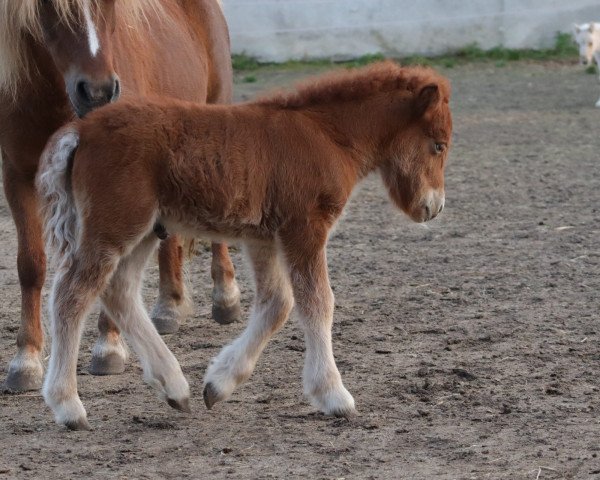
[161,213,276,246]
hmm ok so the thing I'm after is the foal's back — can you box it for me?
[69,96,355,241]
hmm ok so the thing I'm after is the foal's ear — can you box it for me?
[414,83,440,117]
[574,24,581,34]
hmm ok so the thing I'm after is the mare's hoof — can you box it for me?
[152,316,180,335]
[212,302,241,325]
[89,352,126,376]
[64,418,92,431]
[167,397,191,413]
[203,382,222,410]
[4,365,43,392]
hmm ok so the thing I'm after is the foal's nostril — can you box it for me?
[438,203,444,214]
[425,205,431,220]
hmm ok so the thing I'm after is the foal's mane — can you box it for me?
[257,61,451,110]
[0,0,162,97]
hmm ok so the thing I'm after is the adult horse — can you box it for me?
[0,0,241,392]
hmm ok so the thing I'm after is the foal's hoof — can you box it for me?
[4,368,42,392]
[212,302,241,325]
[203,382,222,410]
[64,417,92,431]
[89,352,126,376]
[330,406,358,419]
[167,396,191,413]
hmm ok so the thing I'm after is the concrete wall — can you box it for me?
[221,0,600,62]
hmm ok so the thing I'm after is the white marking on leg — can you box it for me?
[91,334,129,362]
[290,257,355,416]
[82,0,100,57]
[212,280,241,308]
[299,309,355,415]
[152,276,194,321]
[6,349,43,379]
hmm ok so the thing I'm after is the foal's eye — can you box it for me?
[434,142,446,154]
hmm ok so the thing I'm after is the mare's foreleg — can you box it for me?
[210,242,241,325]
[203,242,293,407]
[151,235,193,334]
[2,160,45,391]
[88,312,128,375]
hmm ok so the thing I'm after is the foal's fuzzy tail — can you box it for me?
[36,126,80,268]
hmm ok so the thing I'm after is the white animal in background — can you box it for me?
[573,23,600,107]
[573,23,600,66]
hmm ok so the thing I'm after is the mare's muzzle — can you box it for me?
[67,74,121,118]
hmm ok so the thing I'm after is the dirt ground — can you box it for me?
[1,61,599,479]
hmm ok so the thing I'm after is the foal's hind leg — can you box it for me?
[203,242,293,408]
[43,254,119,430]
[281,228,356,417]
[102,237,190,412]
[211,242,241,325]
[151,235,193,334]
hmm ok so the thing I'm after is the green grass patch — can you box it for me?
[585,65,598,74]
[231,54,261,71]
[232,33,579,72]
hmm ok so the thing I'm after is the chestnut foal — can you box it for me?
[0,0,240,391]
[38,62,452,429]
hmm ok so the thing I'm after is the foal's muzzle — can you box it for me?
[67,74,121,118]
[418,190,445,222]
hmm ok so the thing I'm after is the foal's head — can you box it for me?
[35,0,123,117]
[378,67,452,223]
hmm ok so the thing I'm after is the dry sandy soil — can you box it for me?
[0,61,599,479]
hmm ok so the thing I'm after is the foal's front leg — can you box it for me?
[203,243,293,407]
[282,231,356,417]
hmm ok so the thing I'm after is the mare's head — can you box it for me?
[38,0,120,117]
[573,23,598,65]
[0,1,157,116]
[376,65,452,223]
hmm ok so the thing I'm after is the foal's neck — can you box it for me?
[302,97,390,177]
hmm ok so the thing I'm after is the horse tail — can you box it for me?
[36,126,81,268]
